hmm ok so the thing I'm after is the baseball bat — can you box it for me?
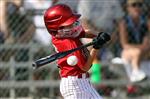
[32,32,110,69]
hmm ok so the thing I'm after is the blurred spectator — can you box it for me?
[118,0,150,82]
[0,1,7,80]
[23,0,53,46]
[12,0,34,58]
[0,0,8,42]
[0,0,35,81]
[23,1,58,96]
[23,0,55,80]
[6,0,35,44]
[0,0,35,62]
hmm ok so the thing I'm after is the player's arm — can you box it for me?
[80,32,110,71]
[140,18,150,51]
[118,19,131,49]
[76,29,97,39]
[78,29,100,72]
[134,18,150,50]
[81,48,99,71]
[84,30,97,38]
[0,0,8,38]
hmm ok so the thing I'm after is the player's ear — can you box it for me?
[49,30,58,36]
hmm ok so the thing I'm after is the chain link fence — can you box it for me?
[0,0,150,99]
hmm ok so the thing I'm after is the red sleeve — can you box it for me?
[52,36,87,69]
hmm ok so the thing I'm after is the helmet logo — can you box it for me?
[46,16,62,23]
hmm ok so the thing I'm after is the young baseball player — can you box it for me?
[44,4,110,99]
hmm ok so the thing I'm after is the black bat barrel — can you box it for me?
[32,55,56,69]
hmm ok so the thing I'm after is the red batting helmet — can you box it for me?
[44,4,81,34]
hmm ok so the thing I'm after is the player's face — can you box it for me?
[60,21,81,29]
[56,21,83,38]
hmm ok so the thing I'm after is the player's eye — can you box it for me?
[73,21,80,27]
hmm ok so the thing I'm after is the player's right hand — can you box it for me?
[93,32,111,49]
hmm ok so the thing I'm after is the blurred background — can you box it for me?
[0,0,150,99]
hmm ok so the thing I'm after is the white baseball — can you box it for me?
[67,55,78,66]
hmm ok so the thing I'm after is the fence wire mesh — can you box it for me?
[0,0,150,99]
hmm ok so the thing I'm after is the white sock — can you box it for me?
[122,59,132,78]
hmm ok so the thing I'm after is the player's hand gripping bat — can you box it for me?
[32,32,110,69]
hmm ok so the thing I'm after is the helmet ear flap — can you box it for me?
[47,29,58,36]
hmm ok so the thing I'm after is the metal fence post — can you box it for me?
[9,57,15,98]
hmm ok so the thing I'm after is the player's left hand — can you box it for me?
[93,32,111,49]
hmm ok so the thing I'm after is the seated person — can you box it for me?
[118,0,150,82]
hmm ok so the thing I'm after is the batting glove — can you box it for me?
[93,32,111,49]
